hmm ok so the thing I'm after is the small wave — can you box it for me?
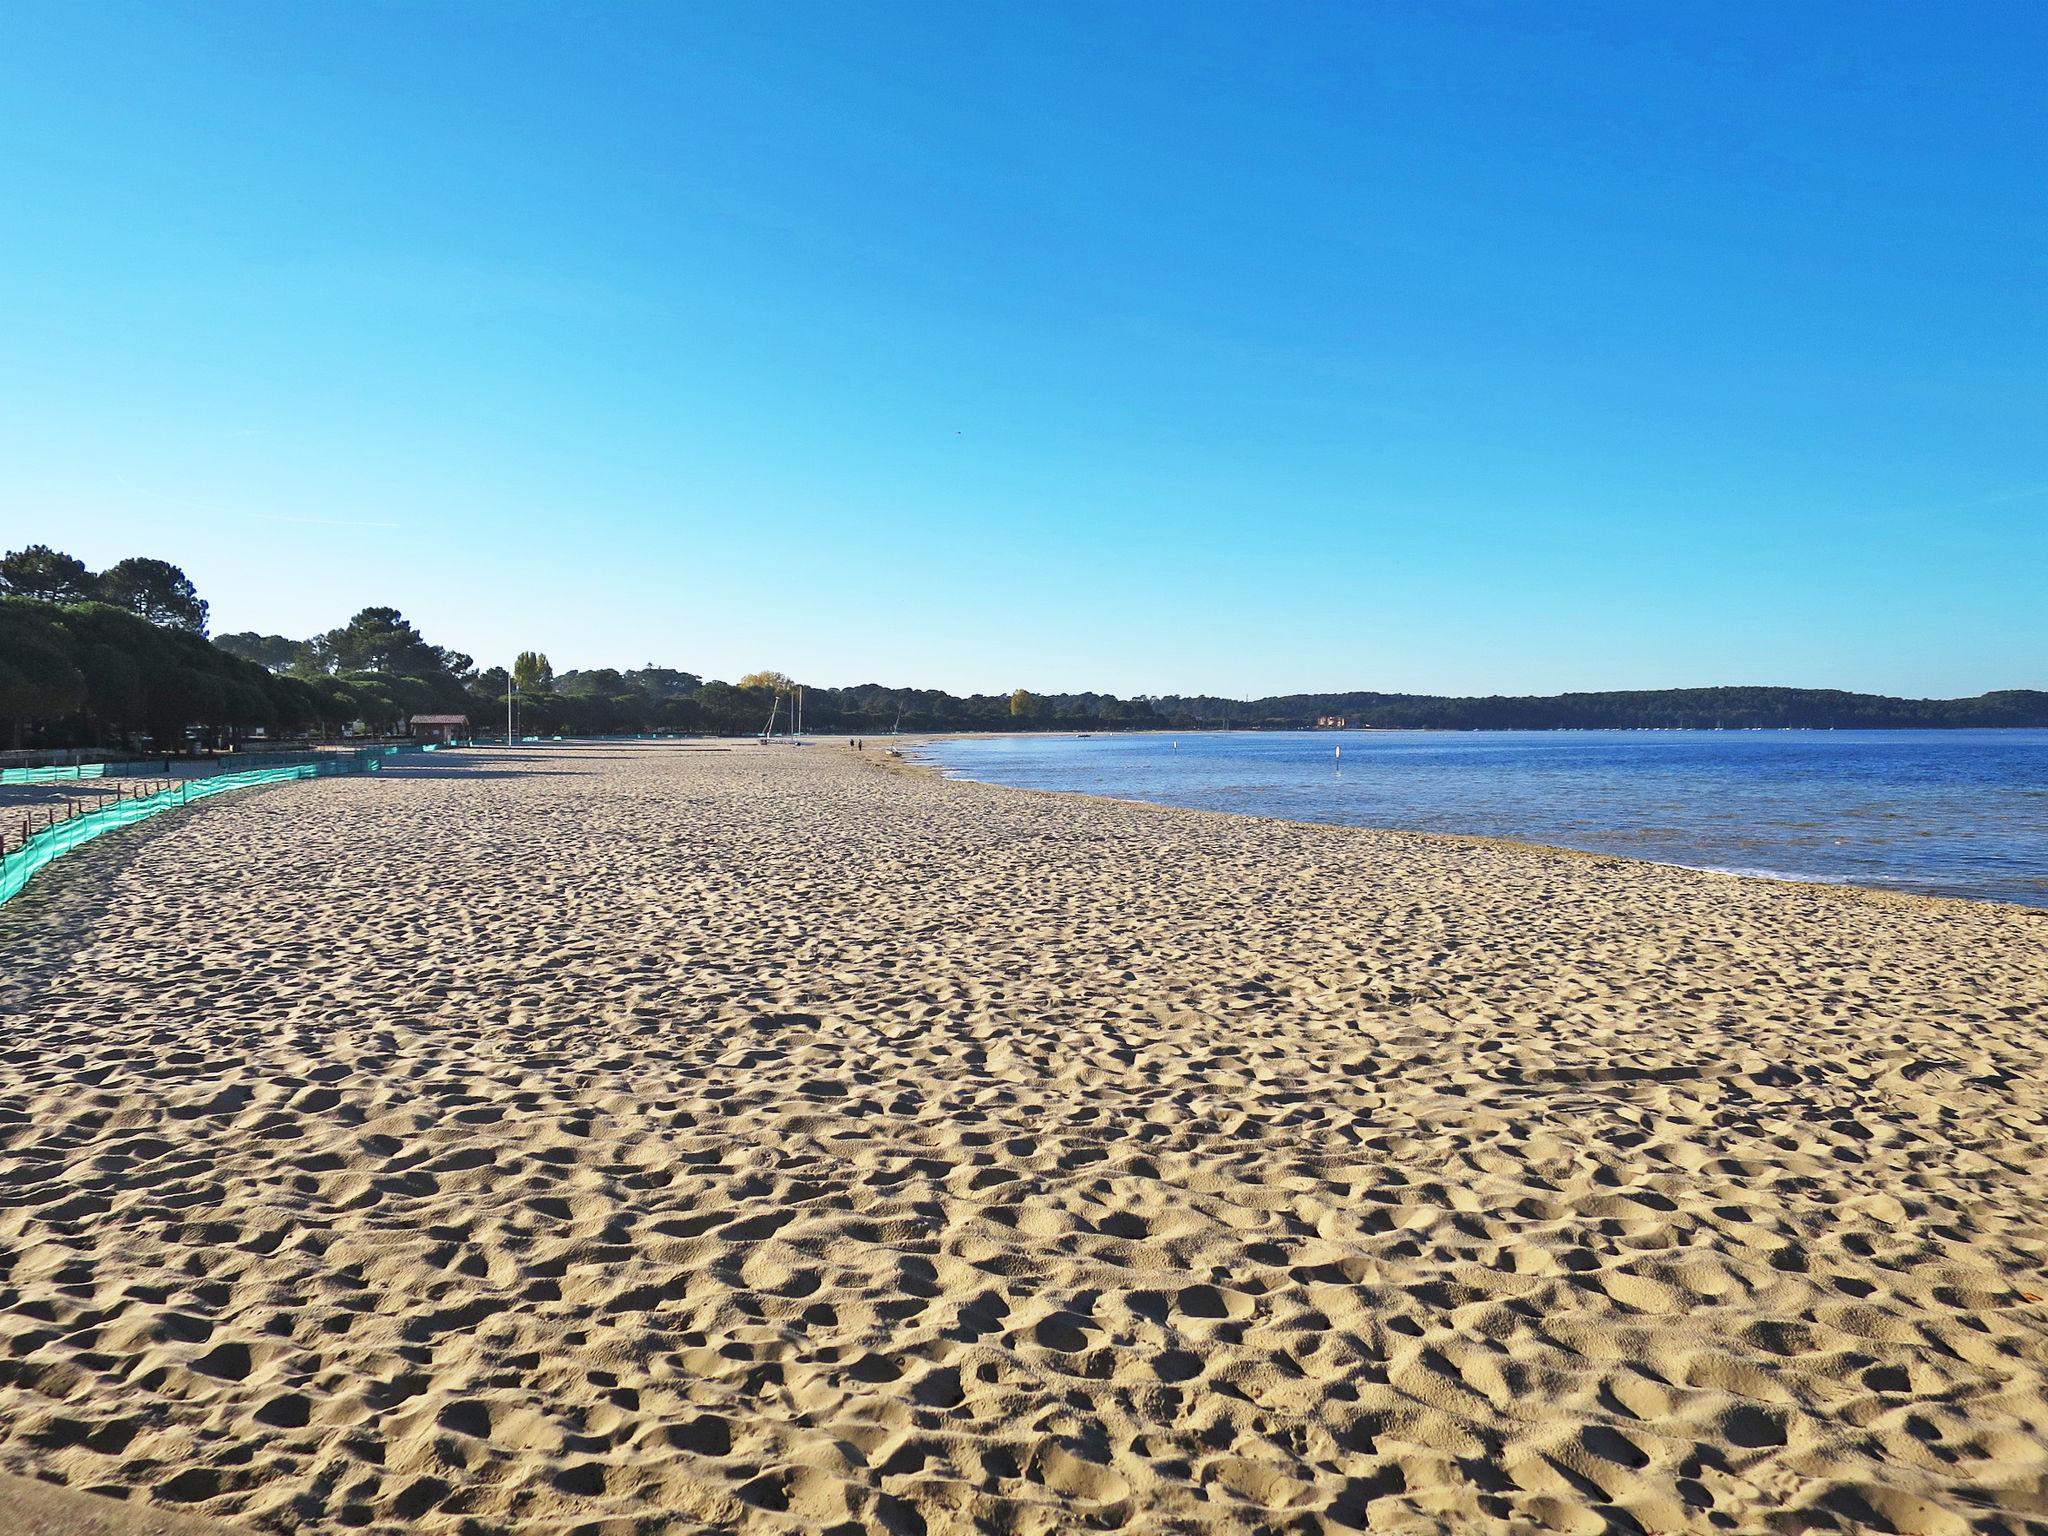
[1690,862,1858,886]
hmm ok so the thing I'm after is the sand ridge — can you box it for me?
[0,742,2044,1534]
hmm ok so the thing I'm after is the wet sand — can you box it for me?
[1,742,2043,1535]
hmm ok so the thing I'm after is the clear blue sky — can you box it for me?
[1,3,2041,698]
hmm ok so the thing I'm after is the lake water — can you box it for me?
[917,730,2048,908]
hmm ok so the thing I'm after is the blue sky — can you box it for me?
[1,2,2041,698]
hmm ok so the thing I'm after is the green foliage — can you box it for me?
[513,651,553,694]
[629,666,702,699]
[96,556,210,633]
[315,607,452,679]
[0,545,96,604]
[1150,686,2048,730]
[0,599,88,735]
[216,631,311,671]
[0,555,490,748]
[2,545,209,631]
[1009,688,1037,718]
[468,666,511,714]
[0,597,321,750]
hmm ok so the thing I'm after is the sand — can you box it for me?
[0,1472,244,1535]
[0,741,2043,1536]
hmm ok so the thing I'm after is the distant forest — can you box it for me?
[3,543,2044,750]
[1162,687,2048,732]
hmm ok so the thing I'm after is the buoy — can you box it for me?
[1335,745,1341,760]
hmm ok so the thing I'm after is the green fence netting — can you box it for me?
[0,750,397,905]
[1,763,111,785]
[1,743,449,785]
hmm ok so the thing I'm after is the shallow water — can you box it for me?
[920,729,2048,908]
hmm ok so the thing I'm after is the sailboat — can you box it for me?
[759,687,808,744]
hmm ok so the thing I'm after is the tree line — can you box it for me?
[1151,686,2048,731]
[4,543,2043,751]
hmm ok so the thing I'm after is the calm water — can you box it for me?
[919,730,2048,908]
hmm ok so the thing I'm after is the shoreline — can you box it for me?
[881,727,2048,746]
[889,737,2047,920]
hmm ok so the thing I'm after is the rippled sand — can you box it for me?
[1,742,2043,1535]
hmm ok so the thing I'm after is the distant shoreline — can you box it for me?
[873,721,2048,737]
[891,743,2018,916]
[901,728,2047,911]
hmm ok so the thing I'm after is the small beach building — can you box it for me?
[1315,715,1346,729]
[409,714,469,744]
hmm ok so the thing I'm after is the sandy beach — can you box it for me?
[1,741,2043,1535]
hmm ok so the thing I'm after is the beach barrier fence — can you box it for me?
[1,762,113,785]
[0,741,467,787]
[0,748,399,906]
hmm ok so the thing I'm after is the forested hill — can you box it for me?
[4,541,2044,747]
[1160,687,2048,731]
